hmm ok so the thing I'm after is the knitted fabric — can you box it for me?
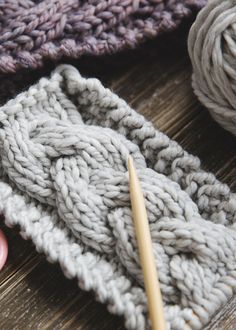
[188,0,236,136]
[0,0,206,73]
[0,65,236,330]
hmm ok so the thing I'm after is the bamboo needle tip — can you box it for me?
[127,155,136,183]
[127,155,133,171]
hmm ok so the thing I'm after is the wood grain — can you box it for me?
[0,27,235,330]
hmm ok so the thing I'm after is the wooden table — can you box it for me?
[0,27,235,330]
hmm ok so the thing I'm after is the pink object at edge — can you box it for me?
[0,229,8,271]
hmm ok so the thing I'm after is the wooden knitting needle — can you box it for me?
[128,156,166,330]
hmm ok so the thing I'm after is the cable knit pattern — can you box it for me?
[0,0,206,73]
[0,65,236,329]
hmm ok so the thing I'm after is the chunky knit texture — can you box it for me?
[0,0,206,73]
[188,0,236,136]
[0,65,236,329]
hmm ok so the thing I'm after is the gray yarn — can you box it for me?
[188,0,236,136]
[0,65,236,330]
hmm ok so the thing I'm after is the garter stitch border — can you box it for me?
[0,65,236,330]
[0,0,206,73]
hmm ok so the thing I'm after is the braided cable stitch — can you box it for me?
[0,65,236,329]
[0,0,206,73]
[188,0,236,136]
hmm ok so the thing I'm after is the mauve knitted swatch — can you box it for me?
[0,0,206,73]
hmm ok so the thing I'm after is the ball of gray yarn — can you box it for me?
[188,0,236,136]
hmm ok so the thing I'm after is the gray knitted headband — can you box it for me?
[0,0,206,73]
[0,65,235,329]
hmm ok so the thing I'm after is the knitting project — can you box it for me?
[0,65,236,329]
[0,0,206,73]
[188,0,236,136]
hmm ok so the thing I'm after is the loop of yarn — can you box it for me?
[188,0,236,136]
[0,65,235,329]
[0,0,206,73]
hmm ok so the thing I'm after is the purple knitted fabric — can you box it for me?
[0,0,206,73]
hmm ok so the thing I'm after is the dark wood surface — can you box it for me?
[0,27,235,330]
